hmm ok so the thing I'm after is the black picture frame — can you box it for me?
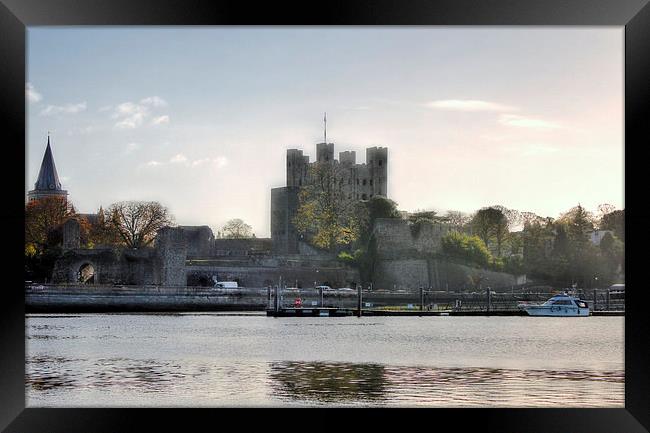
[1,1,648,431]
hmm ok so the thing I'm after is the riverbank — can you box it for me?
[26,284,625,315]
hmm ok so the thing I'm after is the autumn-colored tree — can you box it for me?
[25,197,77,281]
[87,206,122,246]
[106,201,174,249]
[222,218,254,238]
[25,197,76,252]
[293,161,362,252]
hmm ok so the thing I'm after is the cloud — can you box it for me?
[142,155,228,169]
[499,114,561,130]
[140,96,168,108]
[26,83,42,103]
[67,125,95,135]
[213,156,229,168]
[123,142,140,155]
[191,158,211,167]
[151,115,170,125]
[40,102,87,116]
[425,99,515,112]
[505,143,561,156]
[111,96,169,129]
[170,154,188,163]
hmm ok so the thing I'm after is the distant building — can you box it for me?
[27,135,68,202]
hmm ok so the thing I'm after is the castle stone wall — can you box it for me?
[180,225,214,257]
[373,257,521,291]
[212,238,272,256]
[154,227,187,286]
[62,218,81,250]
[271,186,300,254]
[186,264,360,289]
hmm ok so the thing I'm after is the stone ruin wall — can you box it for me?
[154,227,187,286]
[371,218,520,290]
[51,247,155,285]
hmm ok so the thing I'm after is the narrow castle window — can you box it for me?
[362,194,367,200]
[362,179,367,186]
[379,160,383,166]
[356,179,359,185]
[370,179,373,186]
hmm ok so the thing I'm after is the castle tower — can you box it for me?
[366,147,388,197]
[316,142,334,163]
[27,135,68,202]
[286,149,309,187]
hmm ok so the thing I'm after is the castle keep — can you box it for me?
[272,142,388,254]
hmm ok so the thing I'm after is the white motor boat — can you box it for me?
[519,292,590,317]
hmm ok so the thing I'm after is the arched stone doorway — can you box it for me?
[78,263,95,284]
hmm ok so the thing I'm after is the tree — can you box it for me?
[442,231,493,268]
[557,205,599,287]
[596,203,617,226]
[106,201,174,249]
[599,232,624,278]
[25,197,76,252]
[222,218,254,238]
[471,207,509,256]
[521,217,557,281]
[444,210,472,229]
[293,161,362,252]
[600,209,624,241]
[354,196,401,282]
[88,206,121,247]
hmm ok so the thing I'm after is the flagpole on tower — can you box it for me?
[324,112,327,144]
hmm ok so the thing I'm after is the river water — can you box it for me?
[26,314,624,407]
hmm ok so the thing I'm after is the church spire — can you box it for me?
[34,134,62,190]
[27,134,68,202]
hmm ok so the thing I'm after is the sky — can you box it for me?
[26,27,624,237]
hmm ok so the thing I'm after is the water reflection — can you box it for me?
[269,361,387,403]
[267,361,624,407]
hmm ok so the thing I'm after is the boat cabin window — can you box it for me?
[550,299,572,305]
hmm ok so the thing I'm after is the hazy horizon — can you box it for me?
[26,27,624,237]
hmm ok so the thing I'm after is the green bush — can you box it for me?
[442,231,493,267]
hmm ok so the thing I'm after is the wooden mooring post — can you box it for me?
[487,288,491,314]
[356,285,363,317]
[274,285,279,313]
[420,287,424,312]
